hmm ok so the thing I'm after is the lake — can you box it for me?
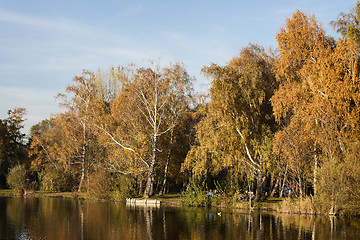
[1,196,360,239]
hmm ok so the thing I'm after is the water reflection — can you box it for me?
[1,197,360,239]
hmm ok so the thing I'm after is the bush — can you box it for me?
[39,167,75,192]
[314,158,346,215]
[181,179,210,207]
[280,197,316,214]
[88,171,112,200]
[111,174,133,200]
[7,165,27,194]
[88,171,133,200]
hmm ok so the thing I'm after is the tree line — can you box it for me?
[1,3,360,214]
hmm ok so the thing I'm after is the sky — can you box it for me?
[0,0,356,135]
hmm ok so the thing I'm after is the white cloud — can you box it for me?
[117,4,144,17]
[0,6,226,134]
[0,87,60,135]
[0,8,93,35]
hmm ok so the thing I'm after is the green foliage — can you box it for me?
[331,1,360,45]
[314,158,346,214]
[315,142,360,215]
[210,180,234,206]
[7,165,27,194]
[111,174,134,200]
[343,142,360,214]
[181,179,210,207]
[183,44,276,202]
[0,108,27,187]
[39,167,75,192]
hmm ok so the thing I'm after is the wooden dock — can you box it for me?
[126,198,161,206]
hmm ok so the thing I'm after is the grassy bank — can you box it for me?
[0,189,86,199]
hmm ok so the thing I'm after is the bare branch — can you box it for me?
[95,124,150,169]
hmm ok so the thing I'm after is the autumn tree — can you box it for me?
[183,44,277,201]
[157,107,202,195]
[272,116,313,197]
[331,1,360,44]
[0,108,27,187]
[36,70,112,192]
[272,10,360,206]
[98,63,194,198]
[28,119,55,171]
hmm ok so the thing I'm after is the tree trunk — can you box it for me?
[247,175,252,209]
[78,159,85,192]
[270,176,280,197]
[280,164,288,198]
[78,121,87,192]
[144,133,157,198]
[329,200,337,215]
[144,163,155,198]
[254,169,265,202]
[159,158,169,196]
[138,177,143,195]
[313,140,318,196]
[159,130,174,195]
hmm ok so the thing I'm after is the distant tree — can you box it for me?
[331,1,360,45]
[0,108,27,188]
[28,119,55,171]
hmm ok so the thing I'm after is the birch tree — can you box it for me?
[56,71,106,192]
[100,63,194,198]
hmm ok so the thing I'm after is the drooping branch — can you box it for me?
[95,124,150,169]
[235,126,261,170]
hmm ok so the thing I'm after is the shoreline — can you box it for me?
[0,189,355,216]
[0,189,292,213]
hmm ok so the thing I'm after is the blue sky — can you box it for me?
[0,0,356,135]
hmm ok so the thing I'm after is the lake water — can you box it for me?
[1,197,360,239]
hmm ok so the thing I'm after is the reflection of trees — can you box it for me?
[2,197,360,239]
[162,208,167,240]
[4,197,83,239]
[144,207,153,240]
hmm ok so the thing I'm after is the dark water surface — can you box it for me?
[1,197,360,239]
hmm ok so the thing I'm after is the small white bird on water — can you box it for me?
[217,212,221,216]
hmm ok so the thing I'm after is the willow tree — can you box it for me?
[98,63,194,198]
[183,44,276,201]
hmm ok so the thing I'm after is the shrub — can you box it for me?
[181,179,210,207]
[39,167,75,192]
[280,197,316,214]
[88,171,112,200]
[88,171,133,200]
[314,158,346,215]
[111,174,133,200]
[7,165,27,194]
[299,197,316,214]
